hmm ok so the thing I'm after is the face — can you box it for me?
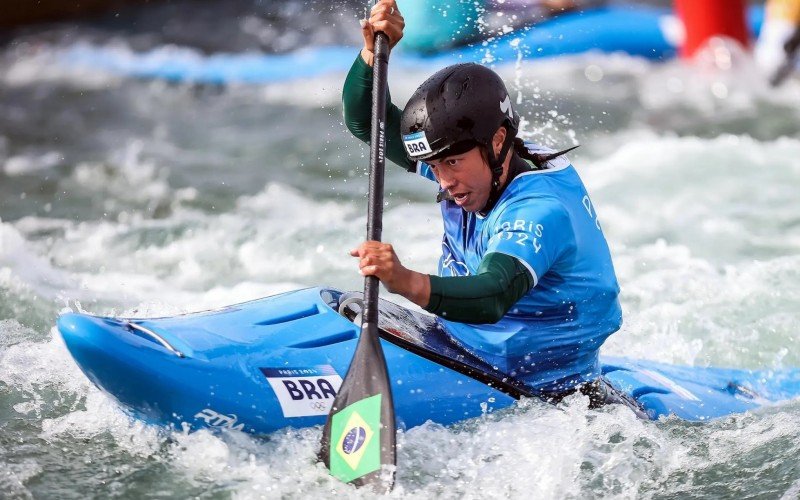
[427,146,492,212]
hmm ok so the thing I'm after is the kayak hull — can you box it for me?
[57,287,800,434]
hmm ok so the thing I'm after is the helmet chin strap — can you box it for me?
[479,134,516,216]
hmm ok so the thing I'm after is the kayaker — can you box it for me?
[755,0,800,86]
[346,0,644,416]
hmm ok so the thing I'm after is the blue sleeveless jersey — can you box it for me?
[417,144,622,393]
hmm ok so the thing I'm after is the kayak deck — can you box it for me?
[57,287,800,433]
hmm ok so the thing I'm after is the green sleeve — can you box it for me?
[342,54,416,172]
[425,253,534,324]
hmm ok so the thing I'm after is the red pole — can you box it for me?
[674,0,750,58]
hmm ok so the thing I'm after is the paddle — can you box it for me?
[318,28,396,492]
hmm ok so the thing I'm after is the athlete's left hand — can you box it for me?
[350,241,430,307]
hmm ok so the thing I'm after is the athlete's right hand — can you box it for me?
[350,240,430,308]
[360,0,405,66]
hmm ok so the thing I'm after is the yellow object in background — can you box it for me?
[758,0,800,85]
[767,0,800,24]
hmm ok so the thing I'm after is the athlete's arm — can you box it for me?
[430,198,571,324]
[352,241,533,324]
[342,0,415,171]
[342,54,415,171]
[426,253,533,323]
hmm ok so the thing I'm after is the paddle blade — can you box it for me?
[319,321,396,491]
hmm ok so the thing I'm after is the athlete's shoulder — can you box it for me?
[488,189,568,227]
[504,169,574,202]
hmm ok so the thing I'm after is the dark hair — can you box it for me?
[512,138,579,170]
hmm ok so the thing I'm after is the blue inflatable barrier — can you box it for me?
[58,5,765,84]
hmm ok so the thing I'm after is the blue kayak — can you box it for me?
[57,287,800,434]
[58,5,765,85]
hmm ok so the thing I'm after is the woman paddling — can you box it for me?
[346,0,644,416]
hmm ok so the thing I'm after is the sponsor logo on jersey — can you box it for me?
[441,240,470,276]
[582,195,602,230]
[329,394,382,483]
[403,131,432,157]
[261,365,343,417]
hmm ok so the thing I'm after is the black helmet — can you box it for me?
[400,63,520,172]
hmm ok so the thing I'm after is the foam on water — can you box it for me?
[0,325,88,417]
[0,41,125,89]
[579,133,800,369]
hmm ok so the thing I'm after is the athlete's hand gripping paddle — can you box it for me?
[318,27,396,492]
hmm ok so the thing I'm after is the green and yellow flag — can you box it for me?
[329,394,382,483]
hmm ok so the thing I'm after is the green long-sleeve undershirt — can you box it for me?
[342,53,534,324]
[428,253,533,323]
[343,54,415,171]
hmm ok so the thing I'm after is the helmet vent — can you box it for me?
[456,117,474,131]
[437,67,461,96]
[455,77,470,99]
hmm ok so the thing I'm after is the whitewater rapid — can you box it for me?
[2,8,800,498]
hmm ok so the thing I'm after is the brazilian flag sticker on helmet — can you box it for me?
[329,393,382,483]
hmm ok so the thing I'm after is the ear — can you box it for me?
[492,127,507,156]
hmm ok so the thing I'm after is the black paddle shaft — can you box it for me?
[318,30,396,492]
[363,31,390,324]
[357,29,397,487]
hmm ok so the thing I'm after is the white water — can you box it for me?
[2,8,800,497]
